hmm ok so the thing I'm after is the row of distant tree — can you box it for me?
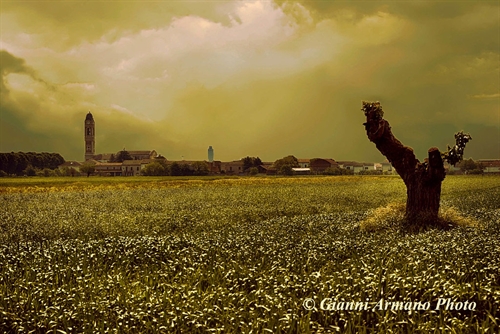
[0,152,65,176]
[141,158,210,176]
[0,151,489,177]
[140,156,264,176]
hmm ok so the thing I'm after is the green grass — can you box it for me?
[0,175,499,333]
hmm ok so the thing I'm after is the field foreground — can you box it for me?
[1,175,499,333]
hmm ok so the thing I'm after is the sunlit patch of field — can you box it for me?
[0,175,499,333]
[360,203,481,232]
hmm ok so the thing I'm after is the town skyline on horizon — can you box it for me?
[6,109,496,165]
[1,1,499,162]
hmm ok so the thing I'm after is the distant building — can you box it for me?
[127,150,157,160]
[208,160,221,173]
[292,168,311,175]
[220,160,244,174]
[310,158,338,173]
[478,159,500,173]
[92,153,115,162]
[208,146,214,162]
[83,112,157,164]
[380,160,395,174]
[337,161,366,174]
[297,159,310,168]
[93,162,122,176]
[122,159,152,176]
[258,162,274,175]
[84,112,95,161]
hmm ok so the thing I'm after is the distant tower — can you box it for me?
[84,111,95,161]
[208,146,214,162]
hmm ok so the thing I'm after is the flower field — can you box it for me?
[0,175,499,333]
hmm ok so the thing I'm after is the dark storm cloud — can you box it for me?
[0,50,35,93]
[1,1,235,49]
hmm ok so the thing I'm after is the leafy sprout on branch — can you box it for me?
[443,131,472,166]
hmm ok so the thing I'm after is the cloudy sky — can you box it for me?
[1,1,498,162]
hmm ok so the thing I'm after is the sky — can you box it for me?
[0,0,499,163]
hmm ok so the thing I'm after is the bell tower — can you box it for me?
[84,111,95,161]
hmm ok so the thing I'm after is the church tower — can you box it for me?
[84,111,95,161]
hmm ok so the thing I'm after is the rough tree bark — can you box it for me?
[361,101,471,228]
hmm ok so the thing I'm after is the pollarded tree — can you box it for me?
[361,101,471,228]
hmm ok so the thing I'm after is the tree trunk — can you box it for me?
[361,102,446,227]
[404,148,445,224]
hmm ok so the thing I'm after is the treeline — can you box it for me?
[141,159,210,176]
[0,152,65,176]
